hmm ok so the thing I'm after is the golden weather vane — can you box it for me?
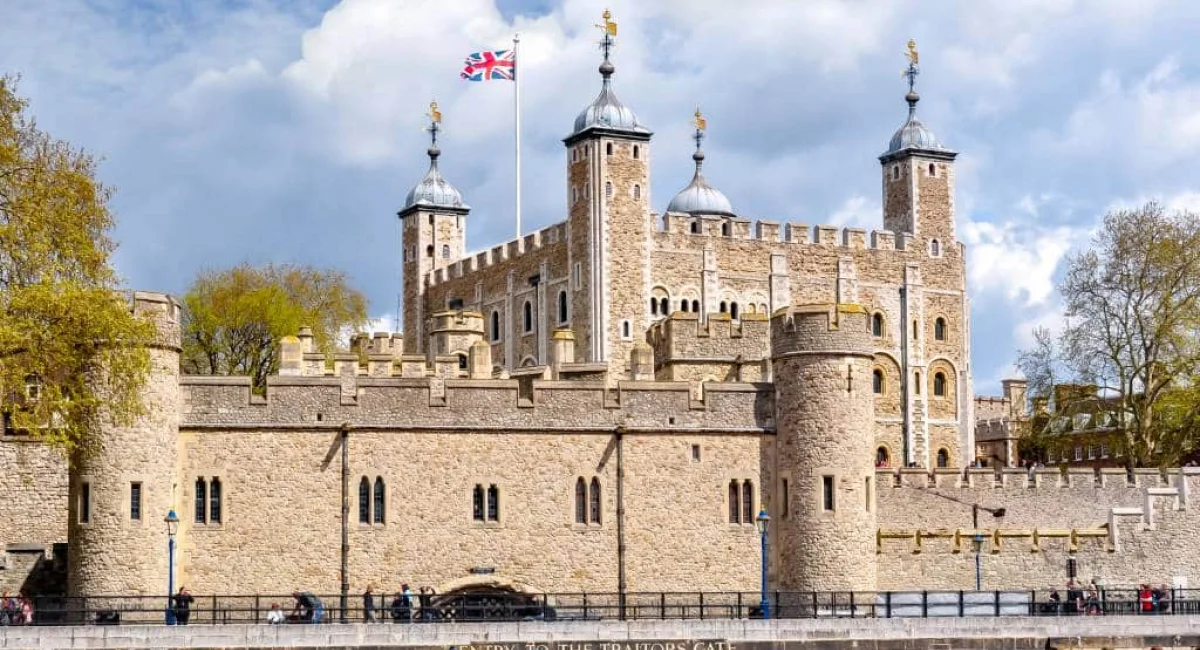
[905,39,919,66]
[694,107,707,131]
[428,100,442,124]
[596,9,617,36]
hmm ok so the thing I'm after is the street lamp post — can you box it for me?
[164,509,179,625]
[755,508,770,620]
[971,533,984,591]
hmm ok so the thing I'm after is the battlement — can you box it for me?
[874,466,1200,491]
[179,373,775,432]
[428,223,567,287]
[124,290,182,349]
[350,332,404,359]
[660,212,917,252]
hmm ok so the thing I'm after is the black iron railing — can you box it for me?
[0,588,1193,626]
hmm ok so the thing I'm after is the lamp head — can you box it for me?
[164,509,180,537]
[755,508,770,534]
[992,507,1007,518]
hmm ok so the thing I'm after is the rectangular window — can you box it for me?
[1086,446,1096,460]
[822,475,835,511]
[781,479,789,519]
[472,485,484,521]
[209,478,222,524]
[1100,444,1110,458]
[486,484,499,521]
[130,482,142,521]
[194,478,207,524]
[1074,446,1083,462]
[80,482,91,524]
[691,444,701,462]
[573,263,582,291]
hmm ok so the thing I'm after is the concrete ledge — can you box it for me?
[3,616,1200,649]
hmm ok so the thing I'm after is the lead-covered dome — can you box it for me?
[571,60,649,136]
[667,149,734,216]
[884,91,949,156]
[403,146,468,211]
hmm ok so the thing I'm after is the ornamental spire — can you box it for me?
[903,39,920,116]
[692,107,707,173]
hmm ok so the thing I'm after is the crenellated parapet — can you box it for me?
[428,223,566,287]
[649,311,770,382]
[659,212,918,253]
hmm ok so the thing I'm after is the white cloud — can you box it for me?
[960,219,1087,308]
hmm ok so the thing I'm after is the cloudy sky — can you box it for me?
[4,0,1200,395]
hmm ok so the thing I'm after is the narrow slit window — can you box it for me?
[659,297,668,315]
[605,182,613,199]
[728,480,739,523]
[822,475,835,511]
[621,320,631,339]
[872,369,884,394]
[730,302,739,319]
[680,299,689,312]
[871,313,883,337]
[472,484,484,521]
[558,291,568,323]
[633,184,641,199]
[934,318,946,341]
[358,477,370,524]
[692,300,700,313]
[486,484,500,521]
[632,145,639,159]
[574,478,586,524]
[650,298,658,315]
[741,479,753,524]
[589,477,602,525]
[80,482,91,524]
[865,477,872,512]
[130,482,142,521]
[606,142,613,156]
[209,477,222,524]
[523,301,533,333]
[373,477,386,524]
[781,479,789,518]
[194,478,207,524]
[914,371,921,395]
[442,244,450,259]
[491,311,501,341]
[934,372,946,397]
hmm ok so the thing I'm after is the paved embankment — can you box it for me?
[3,616,1200,649]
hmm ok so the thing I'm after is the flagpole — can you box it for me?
[513,33,522,240]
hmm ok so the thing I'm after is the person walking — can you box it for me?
[363,585,376,623]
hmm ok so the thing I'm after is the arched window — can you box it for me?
[872,369,884,394]
[934,317,946,341]
[928,163,936,176]
[721,222,730,237]
[358,477,370,524]
[633,184,641,199]
[680,299,689,312]
[871,312,884,337]
[373,477,385,524]
[730,302,739,319]
[934,372,947,397]
[491,311,501,341]
[457,353,468,370]
[741,479,754,524]
[606,142,613,156]
[486,484,500,521]
[876,446,890,468]
[936,448,949,468]
[523,301,533,333]
[692,299,700,313]
[428,214,434,225]
[442,244,450,259]
[659,297,668,315]
[650,298,659,315]
[728,480,740,523]
[719,301,727,313]
[472,484,484,521]
[425,245,434,258]
[930,239,941,257]
[558,291,568,323]
[194,478,207,524]
[621,320,631,339]
[632,145,639,159]
[589,477,602,525]
[571,148,577,163]
[893,166,900,180]
[605,182,613,199]
[209,477,222,524]
[574,477,587,524]
[690,221,701,234]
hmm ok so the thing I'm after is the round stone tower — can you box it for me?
[68,292,181,602]
[770,303,876,595]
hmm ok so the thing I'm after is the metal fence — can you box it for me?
[2,588,1195,626]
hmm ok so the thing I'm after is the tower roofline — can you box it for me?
[396,203,470,220]
[563,126,653,146]
[877,148,958,165]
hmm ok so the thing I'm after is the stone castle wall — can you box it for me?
[0,437,68,551]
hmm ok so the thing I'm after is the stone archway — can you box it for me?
[420,579,553,622]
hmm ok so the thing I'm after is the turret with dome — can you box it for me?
[665,109,735,217]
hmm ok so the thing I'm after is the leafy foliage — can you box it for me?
[0,76,153,453]
[181,263,369,390]
[1018,202,1200,467]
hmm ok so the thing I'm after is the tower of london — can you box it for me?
[4,25,1200,611]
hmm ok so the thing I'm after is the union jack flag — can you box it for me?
[461,50,515,81]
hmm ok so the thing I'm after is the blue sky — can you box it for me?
[4,0,1200,396]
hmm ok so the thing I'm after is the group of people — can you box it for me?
[1045,581,1175,615]
[0,591,33,626]
[264,585,438,625]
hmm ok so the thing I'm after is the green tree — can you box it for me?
[181,263,369,390]
[1018,202,1200,467]
[0,76,153,453]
